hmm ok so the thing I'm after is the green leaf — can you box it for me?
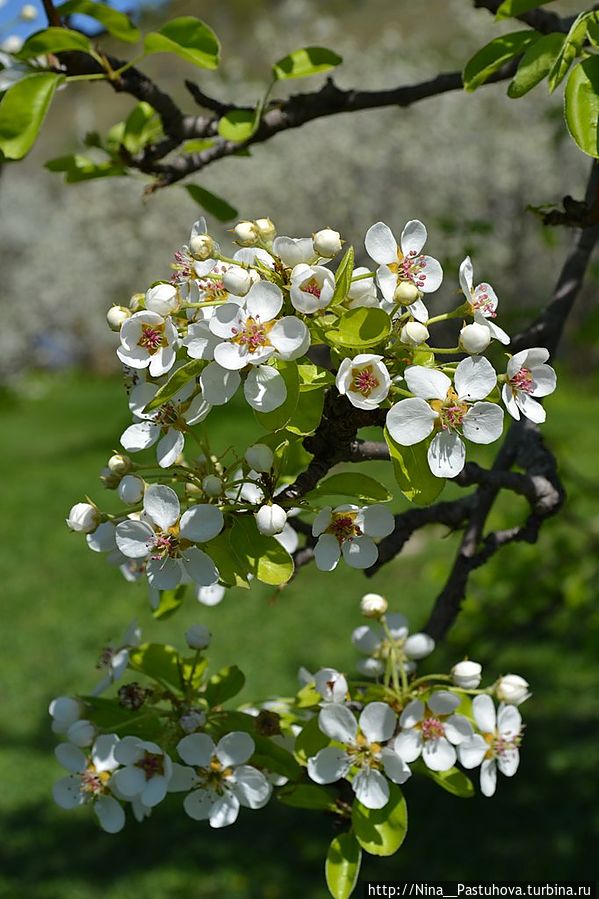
[564,57,599,157]
[463,31,538,92]
[17,26,92,59]
[143,359,205,413]
[122,101,162,154]
[507,32,565,97]
[384,427,445,506]
[82,696,163,740]
[229,516,294,586]
[255,361,300,432]
[416,762,475,798]
[325,832,362,899]
[308,472,391,504]
[217,108,257,142]
[204,665,245,707]
[0,73,64,160]
[278,782,337,811]
[152,584,187,621]
[351,784,408,857]
[325,307,391,350]
[128,643,182,690]
[251,738,301,780]
[496,0,556,19]
[294,714,329,764]
[547,12,590,92]
[57,0,140,42]
[185,184,238,222]
[286,386,325,436]
[202,531,250,589]
[297,363,335,390]
[144,17,220,70]
[330,245,355,306]
[587,17,599,49]
[272,46,342,80]
[182,138,214,153]
[45,154,126,182]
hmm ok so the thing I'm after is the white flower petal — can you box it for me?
[209,791,240,828]
[458,735,488,769]
[184,788,216,821]
[516,393,546,423]
[428,691,460,716]
[386,398,437,446]
[422,736,456,771]
[141,775,168,808]
[359,701,397,743]
[314,534,340,571]
[392,729,422,763]
[444,714,473,745]
[55,743,86,773]
[144,484,180,530]
[403,633,435,660]
[121,422,160,452]
[307,747,352,784]
[112,765,146,798]
[86,522,117,554]
[502,383,521,420]
[497,749,519,777]
[232,765,273,808]
[243,365,287,412]
[462,402,504,445]
[53,775,84,809]
[418,256,443,293]
[168,763,198,792]
[318,703,358,744]
[480,758,497,796]
[405,366,451,401]
[380,748,412,784]
[353,768,389,809]
[210,303,244,339]
[376,264,397,303]
[180,505,224,542]
[427,431,466,478]
[269,317,310,360]
[530,364,556,397]
[156,429,185,468]
[459,257,473,297]
[342,535,378,569]
[115,520,155,559]
[351,625,381,655]
[177,733,216,767]
[361,505,394,538]
[472,694,497,732]
[399,700,425,729]
[114,735,142,766]
[182,546,219,586]
[216,732,255,767]
[245,280,283,322]
[497,704,522,739]
[400,219,427,256]
[454,355,497,401]
[94,795,126,833]
[365,222,398,264]
[200,362,241,405]
[146,557,183,590]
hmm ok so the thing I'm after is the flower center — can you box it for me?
[151,529,180,560]
[231,315,272,351]
[431,388,469,430]
[138,323,166,354]
[510,367,534,394]
[473,285,496,317]
[81,765,110,795]
[96,646,115,670]
[352,365,380,396]
[154,401,183,428]
[196,760,234,792]
[420,716,445,741]
[388,249,428,289]
[326,512,361,544]
[171,250,194,284]
[484,728,522,759]
[301,277,322,298]
[136,750,165,780]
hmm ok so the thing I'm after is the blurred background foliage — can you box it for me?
[0,0,598,897]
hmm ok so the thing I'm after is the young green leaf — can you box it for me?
[152,584,187,621]
[122,102,162,154]
[325,832,362,899]
[82,696,163,740]
[128,643,183,690]
[185,184,238,222]
[507,32,565,98]
[384,427,445,506]
[294,715,330,764]
[45,154,127,182]
[496,0,557,19]
[201,531,251,589]
[463,31,538,92]
[17,26,92,59]
[564,57,599,158]
[57,0,140,42]
[351,783,408,856]
[415,762,475,798]
[330,245,355,306]
[0,73,64,160]
[308,472,391,504]
[203,665,245,707]
[143,359,205,413]
[286,386,325,436]
[278,782,337,811]
[144,17,220,69]
[547,12,591,92]
[217,108,257,143]
[254,361,300,432]
[325,307,391,350]
[229,516,294,586]
[272,46,342,80]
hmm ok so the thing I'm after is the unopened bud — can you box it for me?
[360,593,388,618]
[180,709,207,733]
[20,4,38,21]
[400,321,429,347]
[255,217,276,240]
[245,443,274,472]
[394,281,420,304]
[404,633,435,660]
[146,283,178,316]
[106,305,131,331]
[451,659,482,689]
[234,221,259,246]
[197,584,226,606]
[185,624,211,650]
[357,657,385,678]
[313,228,342,258]
[129,293,145,312]
[495,674,530,705]
[255,503,287,536]
[189,234,215,261]
[222,265,253,297]
[66,502,100,533]
[460,322,491,355]
[108,453,131,476]
[202,475,223,497]
[118,475,144,505]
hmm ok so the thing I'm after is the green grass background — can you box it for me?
[1,369,598,898]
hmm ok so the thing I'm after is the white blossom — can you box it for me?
[197,583,226,606]
[92,619,141,696]
[400,321,429,347]
[289,263,335,313]
[393,691,473,772]
[335,354,391,410]
[118,475,144,505]
[495,674,531,705]
[145,283,179,316]
[451,660,482,689]
[313,668,348,703]
[255,503,287,536]
[347,268,379,308]
[458,695,522,796]
[313,228,342,258]
[185,624,211,650]
[117,311,178,377]
[112,737,173,808]
[66,502,100,533]
[272,236,316,268]
[502,348,556,423]
[459,322,491,355]
[459,257,510,345]
[53,734,125,833]
[360,593,388,618]
[352,613,434,678]
[312,504,394,571]
[244,443,274,472]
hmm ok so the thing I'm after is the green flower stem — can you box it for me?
[350,271,376,282]
[381,618,402,695]
[429,347,461,355]
[426,306,469,326]
[183,299,228,309]
[65,73,108,83]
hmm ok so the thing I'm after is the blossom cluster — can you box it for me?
[65,214,558,607]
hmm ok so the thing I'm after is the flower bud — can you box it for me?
[404,633,435,659]
[245,443,274,472]
[108,453,131,476]
[185,624,211,650]
[495,674,530,705]
[100,467,120,489]
[234,221,259,246]
[451,659,482,689]
[66,502,100,533]
[1,35,23,54]
[118,475,144,505]
[357,657,385,678]
[202,475,223,497]
[197,583,226,606]
[145,283,178,316]
[394,281,420,304]
[180,709,207,733]
[255,503,287,536]
[20,4,38,21]
[222,265,253,297]
[314,668,348,702]
[106,305,131,331]
[360,593,388,618]
[313,228,342,258]
[67,719,96,747]
[400,321,429,347]
[460,322,491,355]
[189,234,215,261]
[255,218,276,240]
[129,292,145,312]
